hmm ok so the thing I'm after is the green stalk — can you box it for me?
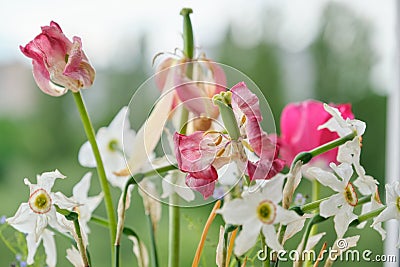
[168,193,180,267]
[167,9,195,267]
[291,132,356,168]
[147,214,159,267]
[180,8,194,59]
[72,91,116,251]
[74,219,90,267]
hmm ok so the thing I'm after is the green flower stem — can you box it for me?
[349,206,385,227]
[291,132,357,168]
[169,193,180,267]
[74,219,90,267]
[260,232,270,267]
[305,180,320,267]
[72,91,116,249]
[299,195,371,214]
[55,206,89,267]
[115,178,133,267]
[180,8,194,59]
[147,214,159,267]
[0,224,18,255]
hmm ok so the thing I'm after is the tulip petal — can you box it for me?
[186,170,217,199]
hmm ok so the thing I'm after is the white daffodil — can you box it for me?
[78,106,136,189]
[373,182,400,246]
[161,170,195,202]
[71,172,103,243]
[7,170,77,266]
[218,175,300,255]
[318,103,365,138]
[357,186,385,239]
[66,246,84,267]
[307,163,358,238]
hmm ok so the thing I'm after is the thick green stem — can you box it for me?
[72,92,116,250]
[180,8,194,59]
[168,193,180,267]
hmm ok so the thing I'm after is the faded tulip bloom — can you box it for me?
[156,57,227,131]
[279,100,354,167]
[20,21,95,96]
[7,170,78,266]
[174,82,284,198]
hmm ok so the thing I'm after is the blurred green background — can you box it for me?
[0,2,392,266]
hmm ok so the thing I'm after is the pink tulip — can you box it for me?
[279,100,354,167]
[20,21,95,96]
[174,82,284,198]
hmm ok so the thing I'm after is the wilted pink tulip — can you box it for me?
[20,21,95,96]
[155,58,226,131]
[279,100,354,166]
[174,82,284,199]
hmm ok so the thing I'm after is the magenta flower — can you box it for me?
[20,21,95,96]
[174,82,284,198]
[279,100,354,167]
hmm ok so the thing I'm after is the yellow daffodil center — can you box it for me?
[344,182,358,206]
[396,197,400,212]
[256,200,276,224]
[29,189,52,214]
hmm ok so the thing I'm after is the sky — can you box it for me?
[0,0,397,93]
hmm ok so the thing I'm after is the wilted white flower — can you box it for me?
[218,175,300,254]
[7,170,77,267]
[307,163,358,238]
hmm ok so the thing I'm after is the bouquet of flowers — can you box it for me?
[2,7,397,267]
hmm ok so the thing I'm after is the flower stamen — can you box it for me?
[256,200,276,224]
[344,182,358,206]
[29,188,52,214]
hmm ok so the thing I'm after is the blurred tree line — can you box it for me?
[0,3,387,266]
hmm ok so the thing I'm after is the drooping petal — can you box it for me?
[52,192,78,209]
[319,194,342,218]
[385,182,400,205]
[329,162,353,183]
[284,214,313,244]
[218,198,257,225]
[275,206,301,225]
[373,205,399,225]
[63,37,95,91]
[333,205,357,238]
[66,246,84,267]
[26,233,41,265]
[234,216,262,255]
[6,203,36,233]
[42,229,57,267]
[174,131,218,173]
[260,174,285,204]
[262,224,283,252]
[78,141,96,167]
[306,167,343,192]
[186,171,217,199]
[72,172,92,201]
